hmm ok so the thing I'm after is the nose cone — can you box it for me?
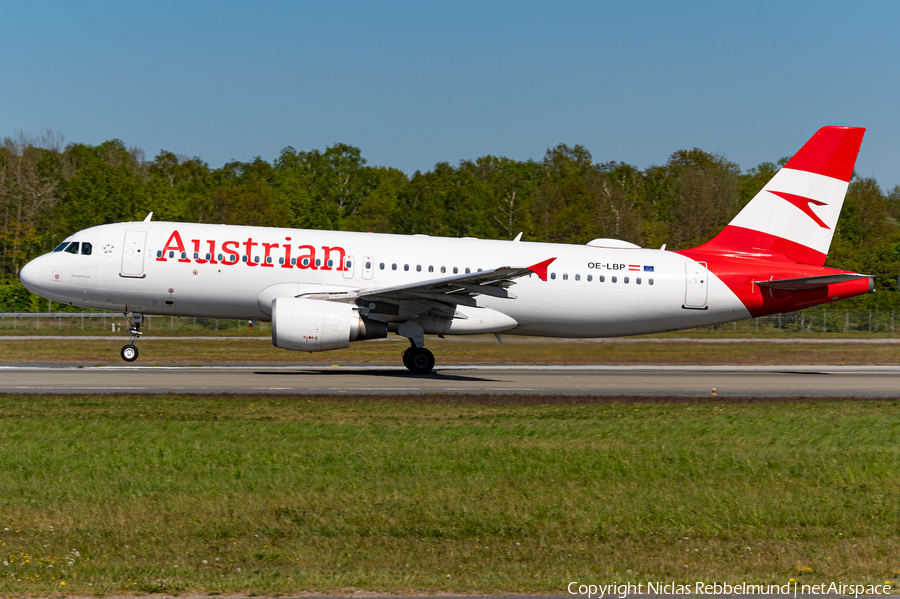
[20,257,42,295]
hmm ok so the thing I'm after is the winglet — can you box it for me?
[527,257,556,281]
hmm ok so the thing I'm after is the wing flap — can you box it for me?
[308,258,556,304]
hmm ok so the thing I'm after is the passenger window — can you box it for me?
[230,254,238,262]
[612,276,617,283]
[206,253,211,260]
[345,260,351,269]
[81,242,92,255]
[624,276,629,284]
[279,257,284,265]
[392,263,397,270]
[217,253,224,261]
[587,274,592,282]
[477,268,482,272]
[254,256,260,264]
[267,256,273,264]
[53,242,69,252]
[649,278,654,285]
[465,267,471,274]
[327,259,333,267]
[157,250,162,258]
[291,258,297,265]
[64,242,79,254]
[600,275,605,282]
[441,266,446,273]
[575,274,580,281]
[453,267,458,274]
[404,264,409,271]
[242,255,248,263]
[169,251,175,258]
[379,262,385,270]
[550,272,556,280]
[193,252,199,259]
[416,265,422,272]
[563,273,568,280]
[428,265,434,273]
[365,261,371,269]
[316,259,321,267]
[636,277,641,285]
[181,252,187,259]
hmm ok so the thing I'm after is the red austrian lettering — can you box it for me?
[320,246,346,271]
[158,230,188,262]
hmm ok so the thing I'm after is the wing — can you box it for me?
[755,273,870,291]
[302,257,556,321]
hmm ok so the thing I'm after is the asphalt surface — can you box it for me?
[2,363,900,396]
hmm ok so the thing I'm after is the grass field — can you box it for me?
[0,393,897,595]
[2,336,900,365]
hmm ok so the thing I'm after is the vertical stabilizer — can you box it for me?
[691,126,865,265]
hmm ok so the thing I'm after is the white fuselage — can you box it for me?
[22,222,751,337]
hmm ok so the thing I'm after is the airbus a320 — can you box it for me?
[20,126,872,373]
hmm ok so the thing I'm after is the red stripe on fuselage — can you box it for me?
[676,246,870,317]
[688,225,827,266]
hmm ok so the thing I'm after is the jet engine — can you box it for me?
[271,297,387,351]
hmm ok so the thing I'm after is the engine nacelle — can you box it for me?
[271,297,386,351]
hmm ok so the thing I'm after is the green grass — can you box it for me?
[3,336,900,365]
[0,394,898,595]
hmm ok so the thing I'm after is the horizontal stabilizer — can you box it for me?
[755,273,870,291]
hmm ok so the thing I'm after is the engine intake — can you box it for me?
[271,297,386,351]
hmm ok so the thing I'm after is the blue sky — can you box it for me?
[2,1,898,187]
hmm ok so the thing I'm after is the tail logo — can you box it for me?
[767,190,830,229]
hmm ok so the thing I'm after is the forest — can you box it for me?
[1,131,899,312]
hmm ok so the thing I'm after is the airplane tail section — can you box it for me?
[690,126,865,265]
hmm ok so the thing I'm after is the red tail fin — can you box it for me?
[690,126,865,265]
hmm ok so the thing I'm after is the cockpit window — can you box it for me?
[63,242,80,254]
[81,242,92,255]
[53,242,70,252]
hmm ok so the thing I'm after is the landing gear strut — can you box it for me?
[398,321,435,374]
[121,312,143,362]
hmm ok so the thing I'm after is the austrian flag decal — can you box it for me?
[628,264,640,271]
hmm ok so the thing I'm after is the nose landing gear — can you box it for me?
[121,312,143,362]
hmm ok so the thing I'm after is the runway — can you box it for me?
[2,363,900,396]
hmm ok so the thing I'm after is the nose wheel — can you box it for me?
[121,344,139,362]
[402,346,435,374]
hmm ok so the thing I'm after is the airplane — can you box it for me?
[19,126,872,373]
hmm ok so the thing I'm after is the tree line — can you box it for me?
[2,130,899,312]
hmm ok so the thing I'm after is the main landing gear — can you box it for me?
[402,346,435,374]
[398,321,435,374]
[121,312,143,362]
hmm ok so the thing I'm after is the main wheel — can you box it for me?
[121,344,139,362]
[405,347,435,374]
